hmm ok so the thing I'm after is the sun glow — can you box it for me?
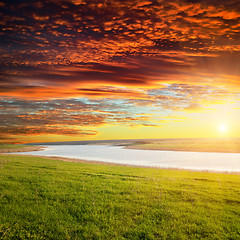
[218,124,227,133]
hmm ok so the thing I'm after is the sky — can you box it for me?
[0,0,240,143]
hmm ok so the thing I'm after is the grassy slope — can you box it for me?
[0,155,240,239]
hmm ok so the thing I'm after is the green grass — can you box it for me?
[0,155,240,239]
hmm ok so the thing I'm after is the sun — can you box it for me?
[218,124,227,133]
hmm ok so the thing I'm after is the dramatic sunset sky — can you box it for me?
[0,0,240,143]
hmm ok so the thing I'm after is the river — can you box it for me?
[14,144,240,173]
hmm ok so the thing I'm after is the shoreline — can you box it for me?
[20,137,240,154]
[0,146,45,153]
[4,153,240,175]
[124,145,240,153]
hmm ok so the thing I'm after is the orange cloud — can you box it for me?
[0,126,98,136]
[0,0,240,142]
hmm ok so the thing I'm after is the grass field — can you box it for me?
[0,154,240,239]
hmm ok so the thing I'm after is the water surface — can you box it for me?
[15,144,240,173]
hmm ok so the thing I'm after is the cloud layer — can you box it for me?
[1,0,240,96]
[1,82,239,141]
[0,0,240,141]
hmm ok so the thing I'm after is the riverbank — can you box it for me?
[124,138,240,153]
[0,154,239,239]
[0,144,44,153]
[7,153,239,175]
